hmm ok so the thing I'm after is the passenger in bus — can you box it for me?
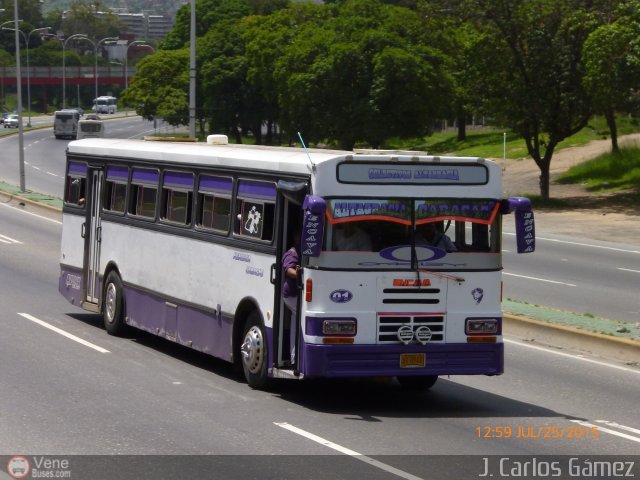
[415,222,457,252]
[282,231,301,365]
[334,222,372,251]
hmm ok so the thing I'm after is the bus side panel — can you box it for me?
[59,213,86,307]
[99,221,274,363]
[123,285,234,360]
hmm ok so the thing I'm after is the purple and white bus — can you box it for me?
[59,136,535,390]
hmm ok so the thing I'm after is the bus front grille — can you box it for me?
[381,288,441,305]
[377,315,445,344]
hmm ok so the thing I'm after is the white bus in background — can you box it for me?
[76,119,105,139]
[59,136,535,390]
[53,109,80,139]
[93,96,117,114]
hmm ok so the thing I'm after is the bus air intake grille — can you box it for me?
[381,288,441,305]
[377,315,445,344]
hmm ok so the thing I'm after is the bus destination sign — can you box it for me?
[338,162,488,185]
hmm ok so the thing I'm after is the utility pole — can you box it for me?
[14,0,25,191]
[189,0,196,139]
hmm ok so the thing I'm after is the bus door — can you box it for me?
[274,181,307,370]
[84,168,104,304]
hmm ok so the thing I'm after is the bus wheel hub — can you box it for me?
[241,326,263,373]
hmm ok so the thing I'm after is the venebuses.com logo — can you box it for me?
[7,456,30,479]
[5,455,72,479]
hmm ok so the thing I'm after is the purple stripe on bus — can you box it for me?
[58,266,84,307]
[200,175,233,194]
[123,286,233,362]
[164,171,195,190]
[106,166,128,181]
[68,162,87,176]
[132,168,159,185]
[238,180,276,200]
[300,343,503,378]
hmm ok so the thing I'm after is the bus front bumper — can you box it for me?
[300,342,503,378]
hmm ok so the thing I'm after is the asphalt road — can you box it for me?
[502,229,640,323]
[0,200,638,479]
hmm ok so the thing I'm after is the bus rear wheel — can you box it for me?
[103,271,127,336]
[240,311,270,389]
[397,375,438,392]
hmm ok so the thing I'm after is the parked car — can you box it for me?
[3,114,19,128]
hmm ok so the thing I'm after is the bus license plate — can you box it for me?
[400,353,425,368]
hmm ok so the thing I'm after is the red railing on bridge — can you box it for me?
[0,65,134,86]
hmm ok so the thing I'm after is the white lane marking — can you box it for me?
[0,233,22,244]
[618,268,640,274]
[503,272,576,287]
[504,339,640,374]
[275,422,424,480]
[504,232,640,254]
[0,201,62,225]
[18,313,110,354]
[570,420,640,443]
[596,420,640,436]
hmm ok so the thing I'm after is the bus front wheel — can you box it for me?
[240,312,270,389]
[103,271,127,336]
[397,375,438,392]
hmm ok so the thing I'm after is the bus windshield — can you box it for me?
[321,197,501,270]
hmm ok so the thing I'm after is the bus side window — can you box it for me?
[235,199,275,241]
[64,162,87,207]
[234,179,276,242]
[129,168,159,219]
[198,193,231,232]
[161,171,194,226]
[105,180,127,213]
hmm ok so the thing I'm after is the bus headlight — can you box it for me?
[466,318,500,335]
[322,319,357,336]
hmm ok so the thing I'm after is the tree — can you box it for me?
[463,0,598,199]
[199,19,251,142]
[163,0,252,50]
[61,0,121,39]
[120,49,190,126]
[244,3,331,144]
[274,0,451,149]
[583,3,640,153]
[0,0,44,27]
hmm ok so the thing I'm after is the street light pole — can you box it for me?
[94,37,118,101]
[62,33,88,109]
[3,26,49,127]
[12,0,25,192]
[124,41,153,89]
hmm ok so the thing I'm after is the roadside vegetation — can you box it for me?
[558,147,640,191]
[4,0,640,200]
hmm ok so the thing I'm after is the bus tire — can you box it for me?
[240,311,270,389]
[103,271,127,336]
[397,375,438,392]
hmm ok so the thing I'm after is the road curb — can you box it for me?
[504,314,640,365]
[0,189,62,212]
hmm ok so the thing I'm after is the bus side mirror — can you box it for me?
[502,197,535,254]
[301,195,326,257]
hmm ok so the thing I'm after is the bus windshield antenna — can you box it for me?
[297,131,315,170]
